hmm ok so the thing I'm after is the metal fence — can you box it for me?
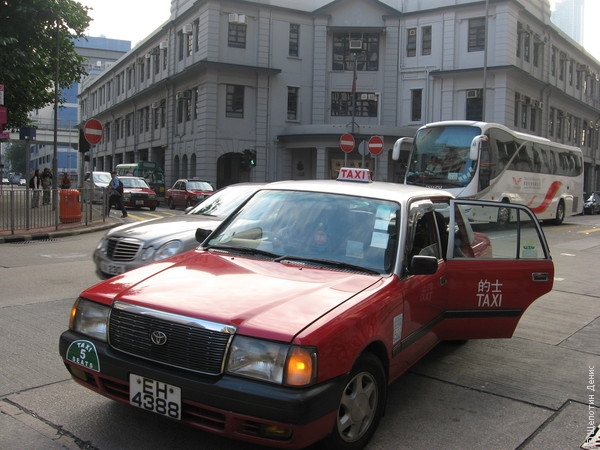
[0,186,106,235]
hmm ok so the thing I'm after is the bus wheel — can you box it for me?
[553,200,565,225]
[325,353,386,450]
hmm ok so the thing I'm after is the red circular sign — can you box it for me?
[368,135,384,155]
[339,133,355,153]
[84,118,103,145]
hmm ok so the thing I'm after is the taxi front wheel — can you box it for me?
[327,353,386,450]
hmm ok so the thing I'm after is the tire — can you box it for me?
[325,353,386,450]
[168,198,175,210]
[186,198,192,208]
[150,206,156,211]
[553,200,565,225]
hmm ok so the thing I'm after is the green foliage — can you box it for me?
[4,142,27,174]
[0,0,92,128]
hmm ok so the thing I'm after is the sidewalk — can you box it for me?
[0,202,119,243]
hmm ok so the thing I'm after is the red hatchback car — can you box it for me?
[166,178,214,209]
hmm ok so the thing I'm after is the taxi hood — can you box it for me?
[82,251,384,342]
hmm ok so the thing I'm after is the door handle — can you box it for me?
[531,272,550,282]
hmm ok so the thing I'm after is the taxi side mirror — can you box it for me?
[195,228,211,243]
[409,255,439,275]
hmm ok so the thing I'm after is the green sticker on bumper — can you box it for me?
[66,340,100,372]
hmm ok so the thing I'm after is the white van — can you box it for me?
[84,171,111,203]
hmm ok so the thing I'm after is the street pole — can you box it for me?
[52,22,60,219]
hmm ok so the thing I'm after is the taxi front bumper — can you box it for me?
[59,330,344,448]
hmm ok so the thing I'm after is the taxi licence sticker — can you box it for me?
[66,340,100,372]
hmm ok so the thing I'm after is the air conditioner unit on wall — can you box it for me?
[229,13,239,23]
[237,14,247,24]
[182,24,193,34]
[349,40,363,49]
[159,40,168,50]
[466,89,480,98]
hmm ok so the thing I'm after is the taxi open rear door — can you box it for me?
[439,199,554,341]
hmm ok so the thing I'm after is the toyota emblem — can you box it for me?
[150,331,168,345]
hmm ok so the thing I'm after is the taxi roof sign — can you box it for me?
[337,167,371,182]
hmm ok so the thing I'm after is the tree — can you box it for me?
[0,0,92,129]
[4,142,27,175]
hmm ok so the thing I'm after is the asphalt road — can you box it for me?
[0,214,599,450]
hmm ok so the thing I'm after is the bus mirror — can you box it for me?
[392,137,414,160]
[470,135,487,160]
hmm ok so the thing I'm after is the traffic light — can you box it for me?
[241,149,256,170]
[247,149,256,167]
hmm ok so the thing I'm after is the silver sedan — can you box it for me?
[93,183,263,279]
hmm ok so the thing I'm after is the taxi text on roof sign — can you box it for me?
[337,167,372,182]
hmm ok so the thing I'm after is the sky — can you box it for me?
[80,0,600,60]
[81,0,171,47]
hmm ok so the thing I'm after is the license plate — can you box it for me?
[100,261,125,275]
[129,374,181,420]
[136,200,144,205]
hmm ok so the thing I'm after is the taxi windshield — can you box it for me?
[207,190,399,274]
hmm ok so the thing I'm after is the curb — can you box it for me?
[0,220,119,244]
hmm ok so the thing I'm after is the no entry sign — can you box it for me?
[368,135,384,155]
[339,133,355,153]
[84,118,103,145]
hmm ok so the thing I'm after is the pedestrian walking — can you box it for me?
[60,172,72,189]
[105,171,128,218]
[29,169,41,208]
[41,168,52,204]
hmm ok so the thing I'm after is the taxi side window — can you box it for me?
[406,210,441,263]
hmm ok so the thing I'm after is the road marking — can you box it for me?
[578,227,600,234]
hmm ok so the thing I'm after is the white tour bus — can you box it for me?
[393,120,584,224]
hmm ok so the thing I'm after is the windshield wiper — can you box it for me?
[274,255,382,275]
[205,244,279,259]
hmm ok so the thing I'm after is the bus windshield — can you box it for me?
[405,125,481,189]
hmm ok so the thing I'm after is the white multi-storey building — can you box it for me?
[78,0,600,191]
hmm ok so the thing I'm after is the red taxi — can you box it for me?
[59,168,554,449]
[165,178,214,209]
[120,176,158,211]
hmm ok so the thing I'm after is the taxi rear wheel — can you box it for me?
[327,353,386,450]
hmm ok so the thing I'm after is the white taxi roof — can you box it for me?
[264,173,453,204]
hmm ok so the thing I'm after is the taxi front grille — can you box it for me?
[106,238,142,261]
[108,302,234,376]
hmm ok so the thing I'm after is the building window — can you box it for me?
[549,107,555,137]
[331,92,378,117]
[178,31,184,61]
[514,93,520,128]
[468,17,485,52]
[289,24,299,57]
[530,107,536,132]
[287,86,298,120]
[228,22,246,48]
[406,28,417,57]
[411,89,422,121]
[569,60,573,86]
[523,32,530,62]
[551,47,557,76]
[194,87,199,120]
[194,19,200,52]
[421,26,432,56]
[226,84,244,118]
[533,40,541,67]
[466,89,483,121]
[557,111,563,139]
[332,32,379,71]
[559,53,566,81]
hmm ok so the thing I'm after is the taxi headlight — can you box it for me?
[226,336,316,386]
[153,240,183,261]
[69,298,109,342]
